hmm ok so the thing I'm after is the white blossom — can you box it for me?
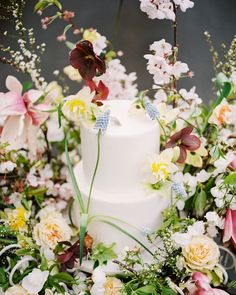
[22,268,49,294]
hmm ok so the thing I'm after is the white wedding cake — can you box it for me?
[73,100,171,252]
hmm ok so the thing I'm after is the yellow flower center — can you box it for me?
[188,243,211,263]
[46,224,63,243]
[8,207,27,231]
[217,105,232,124]
[65,99,87,115]
[151,162,169,180]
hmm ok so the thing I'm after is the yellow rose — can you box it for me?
[183,235,220,271]
[5,285,30,295]
[104,277,123,295]
[33,211,72,249]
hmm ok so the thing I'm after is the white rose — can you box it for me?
[33,211,72,249]
[104,277,123,295]
[183,235,220,271]
[22,268,49,294]
[5,285,29,295]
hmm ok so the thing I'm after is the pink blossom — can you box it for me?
[223,208,236,248]
[230,156,236,170]
[0,76,49,153]
[187,272,229,295]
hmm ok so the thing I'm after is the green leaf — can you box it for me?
[22,81,33,92]
[135,285,157,295]
[161,287,177,295]
[53,0,62,10]
[194,190,207,217]
[63,24,72,35]
[52,272,74,283]
[79,213,88,264]
[224,173,236,186]
[65,41,76,50]
[215,72,229,89]
[92,243,117,266]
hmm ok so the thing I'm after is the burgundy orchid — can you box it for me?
[58,234,93,271]
[86,79,109,104]
[69,40,106,80]
[166,126,201,163]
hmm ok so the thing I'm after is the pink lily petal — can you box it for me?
[223,209,233,243]
[27,109,48,126]
[25,116,38,154]
[231,209,236,248]
[24,89,44,105]
[6,75,23,95]
[0,92,26,115]
[0,115,26,149]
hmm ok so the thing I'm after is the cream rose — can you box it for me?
[183,235,220,271]
[104,277,123,295]
[33,211,72,249]
[5,285,30,295]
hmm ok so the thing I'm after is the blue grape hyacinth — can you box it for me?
[171,181,187,198]
[144,100,159,120]
[94,109,111,133]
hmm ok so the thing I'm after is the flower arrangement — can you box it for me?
[0,0,235,294]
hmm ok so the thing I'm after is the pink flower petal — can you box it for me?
[6,75,23,95]
[24,89,44,105]
[223,209,233,243]
[0,115,26,149]
[0,92,26,115]
[27,109,48,126]
[231,209,236,248]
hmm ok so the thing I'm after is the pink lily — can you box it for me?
[0,76,49,154]
[187,272,229,295]
[223,208,236,248]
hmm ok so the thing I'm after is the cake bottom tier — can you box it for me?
[72,162,171,253]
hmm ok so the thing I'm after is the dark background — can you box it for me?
[0,0,236,103]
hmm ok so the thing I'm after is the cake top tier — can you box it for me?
[80,100,160,195]
[83,100,158,136]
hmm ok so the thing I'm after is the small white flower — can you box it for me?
[0,161,16,173]
[213,151,234,176]
[171,61,189,78]
[22,268,49,294]
[149,39,172,57]
[209,98,234,126]
[196,170,211,183]
[173,0,194,12]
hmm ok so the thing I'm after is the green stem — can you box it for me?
[86,130,101,213]
[156,118,167,144]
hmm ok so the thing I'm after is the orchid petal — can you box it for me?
[0,92,26,115]
[6,75,23,95]
[177,145,187,163]
[182,134,201,151]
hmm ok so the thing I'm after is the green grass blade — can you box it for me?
[97,219,154,257]
[65,135,85,213]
